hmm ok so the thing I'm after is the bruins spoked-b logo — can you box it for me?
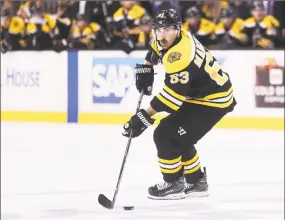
[167,52,182,63]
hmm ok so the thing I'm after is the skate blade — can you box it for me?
[148,192,185,200]
[185,190,209,198]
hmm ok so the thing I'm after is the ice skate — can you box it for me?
[148,177,185,200]
[185,167,209,197]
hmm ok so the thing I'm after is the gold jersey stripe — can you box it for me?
[161,164,183,174]
[181,153,199,166]
[157,94,179,111]
[158,155,182,164]
[163,85,186,101]
[184,163,201,174]
[185,96,234,108]
[202,86,233,100]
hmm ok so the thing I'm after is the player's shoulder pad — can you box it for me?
[201,18,215,28]
[235,18,245,25]
[233,18,245,30]
[113,7,123,22]
[244,17,256,28]
[163,30,195,74]
[199,18,216,35]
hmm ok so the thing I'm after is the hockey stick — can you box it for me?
[98,90,144,209]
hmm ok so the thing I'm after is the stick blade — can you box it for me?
[98,194,113,209]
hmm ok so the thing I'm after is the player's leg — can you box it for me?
[148,114,185,200]
[182,145,208,197]
[175,105,229,197]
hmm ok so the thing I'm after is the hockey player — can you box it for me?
[123,9,236,200]
[214,6,248,49]
[182,6,216,47]
[244,1,281,48]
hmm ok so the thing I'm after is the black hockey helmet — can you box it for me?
[152,9,182,29]
[251,0,265,11]
[220,6,235,18]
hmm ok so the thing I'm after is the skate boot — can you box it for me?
[148,177,185,200]
[184,167,209,197]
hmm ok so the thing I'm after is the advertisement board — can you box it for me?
[78,51,145,113]
[1,51,68,122]
[211,50,284,118]
[1,50,283,129]
[254,57,284,108]
[78,50,284,129]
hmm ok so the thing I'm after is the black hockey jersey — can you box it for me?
[145,29,236,113]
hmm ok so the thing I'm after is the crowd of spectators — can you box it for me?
[1,0,284,53]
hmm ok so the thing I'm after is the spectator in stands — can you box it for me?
[25,4,57,50]
[68,13,105,50]
[182,6,215,47]
[244,0,281,49]
[1,0,284,51]
[0,8,25,53]
[214,6,247,49]
[112,0,147,53]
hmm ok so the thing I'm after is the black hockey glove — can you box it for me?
[135,64,154,96]
[123,109,155,138]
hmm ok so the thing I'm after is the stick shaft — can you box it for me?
[111,90,144,207]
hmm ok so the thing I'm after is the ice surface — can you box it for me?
[1,122,284,220]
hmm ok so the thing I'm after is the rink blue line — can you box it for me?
[67,51,78,123]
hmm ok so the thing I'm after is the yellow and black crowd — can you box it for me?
[1,0,284,53]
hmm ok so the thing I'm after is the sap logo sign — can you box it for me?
[92,57,143,104]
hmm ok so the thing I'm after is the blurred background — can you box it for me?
[1,0,284,53]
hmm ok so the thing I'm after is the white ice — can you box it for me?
[1,122,284,220]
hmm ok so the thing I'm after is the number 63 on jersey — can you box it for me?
[169,52,229,86]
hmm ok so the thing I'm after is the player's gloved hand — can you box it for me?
[135,64,154,96]
[123,109,155,138]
